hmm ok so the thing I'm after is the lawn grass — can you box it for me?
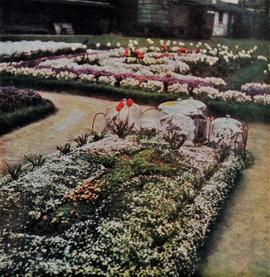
[0,99,56,135]
[226,61,266,89]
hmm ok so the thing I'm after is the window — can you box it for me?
[218,11,224,24]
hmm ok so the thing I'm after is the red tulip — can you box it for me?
[116,100,125,112]
[179,47,189,54]
[126,98,134,107]
[124,48,130,57]
[137,52,144,59]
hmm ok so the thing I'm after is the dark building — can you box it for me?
[119,0,215,39]
[0,0,255,38]
[0,0,115,34]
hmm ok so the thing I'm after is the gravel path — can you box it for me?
[199,123,270,277]
[0,91,120,172]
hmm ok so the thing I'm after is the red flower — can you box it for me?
[195,48,201,53]
[126,98,134,107]
[178,47,189,54]
[116,100,125,112]
[138,52,144,60]
[124,48,130,57]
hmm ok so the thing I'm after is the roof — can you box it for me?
[212,1,253,14]
[182,0,212,7]
[17,0,113,8]
[181,0,252,14]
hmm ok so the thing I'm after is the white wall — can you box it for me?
[212,0,239,3]
[222,0,239,3]
[212,11,229,36]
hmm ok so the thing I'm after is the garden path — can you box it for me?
[199,123,270,277]
[0,91,123,173]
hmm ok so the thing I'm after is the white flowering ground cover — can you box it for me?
[1,40,270,107]
[0,131,249,276]
[0,41,86,62]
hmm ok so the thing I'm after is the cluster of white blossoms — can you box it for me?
[241,82,270,95]
[222,90,252,102]
[167,83,189,94]
[193,86,220,99]
[257,55,268,62]
[0,40,86,60]
[55,71,77,80]
[98,75,116,86]
[253,94,270,105]
[119,77,141,89]
[79,73,96,82]
[139,80,164,93]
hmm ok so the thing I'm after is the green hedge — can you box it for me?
[0,99,56,135]
[1,75,270,122]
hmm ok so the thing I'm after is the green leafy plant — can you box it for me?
[86,153,117,169]
[57,143,72,155]
[131,158,177,177]
[72,133,90,147]
[112,116,135,139]
[24,154,46,168]
[217,145,231,163]
[138,128,157,140]
[163,131,186,150]
[89,129,106,142]
[4,163,23,180]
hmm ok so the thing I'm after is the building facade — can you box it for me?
[0,0,255,38]
[0,0,114,34]
[211,0,255,37]
[120,0,215,39]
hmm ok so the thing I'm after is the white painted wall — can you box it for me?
[222,0,238,3]
[212,11,229,36]
[211,0,238,3]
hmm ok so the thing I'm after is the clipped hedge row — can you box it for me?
[1,75,270,122]
[0,99,56,135]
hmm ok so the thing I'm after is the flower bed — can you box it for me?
[0,41,86,62]
[0,86,42,112]
[0,117,250,276]
[1,41,269,108]
[0,86,55,134]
